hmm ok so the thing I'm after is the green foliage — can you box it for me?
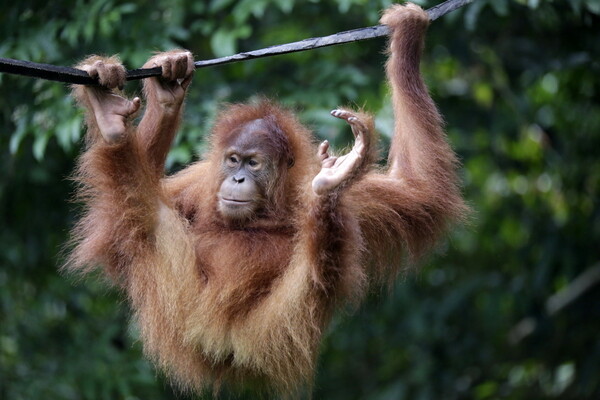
[1,0,599,399]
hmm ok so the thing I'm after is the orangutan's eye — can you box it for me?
[248,158,262,170]
[226,154,240,166]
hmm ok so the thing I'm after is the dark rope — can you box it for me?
[0,0,474,85]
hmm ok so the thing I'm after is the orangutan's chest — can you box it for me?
[193,228,295,285]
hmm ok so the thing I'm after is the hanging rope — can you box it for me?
[0,0,475,85]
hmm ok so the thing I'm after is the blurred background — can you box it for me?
[1,0,599,399]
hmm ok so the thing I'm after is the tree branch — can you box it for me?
[0,0,475,85]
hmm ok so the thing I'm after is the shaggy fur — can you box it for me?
[65,4,467,397]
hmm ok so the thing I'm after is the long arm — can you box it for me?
[351,4,467,280]
[67,56,155,280]
[65,52,194,281]
[303,4,465,290]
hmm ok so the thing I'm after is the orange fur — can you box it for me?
[65,3,466,397]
